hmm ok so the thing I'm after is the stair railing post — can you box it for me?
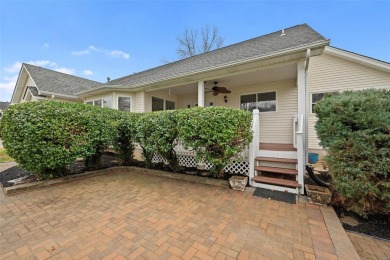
[248,109,260,186]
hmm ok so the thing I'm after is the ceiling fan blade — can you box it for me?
[219,89,231,94]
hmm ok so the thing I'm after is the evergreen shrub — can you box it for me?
[315,89,390,216]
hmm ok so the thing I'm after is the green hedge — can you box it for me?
[177,107,253,177]
[0,101,118,178]
[113,112,140,165]
[315,89,390,216]
[1,103,254,180]
[135,110,181,171]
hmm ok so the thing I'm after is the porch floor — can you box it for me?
[0,167,361,259]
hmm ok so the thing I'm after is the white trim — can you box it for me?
[239,90,278,113]
[310,91,338,114]
[151,96,176,111]
[85,96,113,109]
[325,46,390,73]
[197,81,205,107]
[117,95,132,112]
[256,150,297,159]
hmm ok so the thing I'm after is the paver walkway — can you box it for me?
[348,232,390,259]
[1,168,357,259]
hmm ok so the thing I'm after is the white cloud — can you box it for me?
[89,45,101,52]
[71,50,90,56]
[85,45,130,59]
[109,50,130,59]
[83,69,94,75]
[43,43,49,48]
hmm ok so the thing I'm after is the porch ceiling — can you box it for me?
[157,63,297,96]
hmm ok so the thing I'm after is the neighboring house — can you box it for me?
[10,24,390,194]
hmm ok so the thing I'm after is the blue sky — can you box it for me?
[1,0,389,102]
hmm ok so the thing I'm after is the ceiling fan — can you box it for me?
[206,81,231,96]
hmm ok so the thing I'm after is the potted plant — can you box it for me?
[229,175,248,191]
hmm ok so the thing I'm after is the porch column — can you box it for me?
[296,60,307,194]
[248,109,260,186]
[197,81,205,107]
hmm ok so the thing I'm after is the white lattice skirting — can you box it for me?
[151,153,249,175]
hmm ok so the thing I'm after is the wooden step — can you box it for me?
[252,176,301,188]
[256,157,297,164]
[259,143,296,151]
[255,166,298,175]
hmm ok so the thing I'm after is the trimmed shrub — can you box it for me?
[177,107,253,177]
[134,110,181,171]
[0,101,117,179]
[113,112,140,165]
[315,89,390,216]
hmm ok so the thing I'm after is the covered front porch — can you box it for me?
[145,58,309,194]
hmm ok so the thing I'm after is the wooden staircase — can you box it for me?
[251,143,302,193]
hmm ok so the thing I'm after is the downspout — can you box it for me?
[304,49,310,166]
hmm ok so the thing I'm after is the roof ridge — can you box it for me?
[107,23,314,85]
[23,63,103,84]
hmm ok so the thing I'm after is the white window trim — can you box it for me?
[152,96,176,111]
[239,90,278,113]
[117,96,132,112]
[310,91,338,114]
[85,96,113,109]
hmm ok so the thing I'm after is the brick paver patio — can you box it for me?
[348,232,390,259]
[0,168,359,259]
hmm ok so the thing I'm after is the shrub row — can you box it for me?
[0,101,253,179]
[315,89,390,216]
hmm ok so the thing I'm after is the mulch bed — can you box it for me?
[333,206,390,241]
[0,153,235,188]
[0,153,120,188]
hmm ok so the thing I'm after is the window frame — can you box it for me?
[85,96,113,109]
[239,90,278,113]
[310,91,337,114]
[151,96,176,111]
[117,96,132,112]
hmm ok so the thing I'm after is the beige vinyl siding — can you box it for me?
[134,91,145,112]
[307,53,390,149]
[26,77,36,87]
[176,79,297,144]
[235,80,297,144]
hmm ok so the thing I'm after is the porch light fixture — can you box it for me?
[224,95,228,103]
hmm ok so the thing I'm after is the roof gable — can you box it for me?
[23,64,102,97]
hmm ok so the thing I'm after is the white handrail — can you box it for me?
[248,109,260,185]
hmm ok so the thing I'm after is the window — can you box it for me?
[152,96,175,111]
[86,96,112,108]
[311,92,336,113]
[240,91,276,112]
[118,96,131,112]
[165,100,175,110]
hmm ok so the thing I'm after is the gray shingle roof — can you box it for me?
[24,64,102,97]
[27,86,40,97]
[106,24,327,88]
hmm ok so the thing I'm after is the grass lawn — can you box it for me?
[0,148,14,163]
